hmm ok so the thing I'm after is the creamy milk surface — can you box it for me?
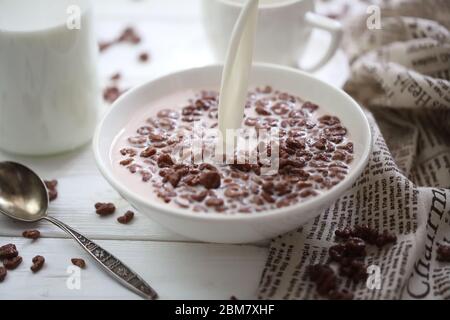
[110,89,199,197]
[110,87,354,214]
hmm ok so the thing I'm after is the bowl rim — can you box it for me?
[93,63,372,222]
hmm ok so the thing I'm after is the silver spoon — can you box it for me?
[0,161,158,300]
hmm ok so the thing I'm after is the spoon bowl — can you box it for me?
[0,161,48,222]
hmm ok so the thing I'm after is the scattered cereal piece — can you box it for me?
[138,52,149,62]
[30,255,45,273]
[22,229,41,240]
[44,179,58,202]
[95,202,116,216]
[117,210,134,224]
[3,256,23,270]
[0,244,18,260]
[0,267,6,282]
[71,258,86,269]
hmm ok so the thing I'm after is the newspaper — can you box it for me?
[258,0,450,300]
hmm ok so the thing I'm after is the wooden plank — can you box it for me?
[0,236,267,299]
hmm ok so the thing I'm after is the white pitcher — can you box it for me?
[0,0,100,155]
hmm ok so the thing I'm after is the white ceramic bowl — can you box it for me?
[93,64,371,244]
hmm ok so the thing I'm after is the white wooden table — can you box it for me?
[0,0,348,299]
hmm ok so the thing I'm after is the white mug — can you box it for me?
[0,0,100,155]
[201,0,343,71]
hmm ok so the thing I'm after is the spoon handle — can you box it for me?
[44,216,158,300]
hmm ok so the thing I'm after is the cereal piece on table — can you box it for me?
[110,72,121,81]
[30,255,45,273]
[71,258,86,269]
[0,267,6,282]
[0,243,18,259]
[138,52,149,63]
[95,202,116,216]
[103,86,121,104]
[117,210,134,224]
[22,229,41,240]
[44,179,58,189]
[3,256,23,270]
[44,179,58,202]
